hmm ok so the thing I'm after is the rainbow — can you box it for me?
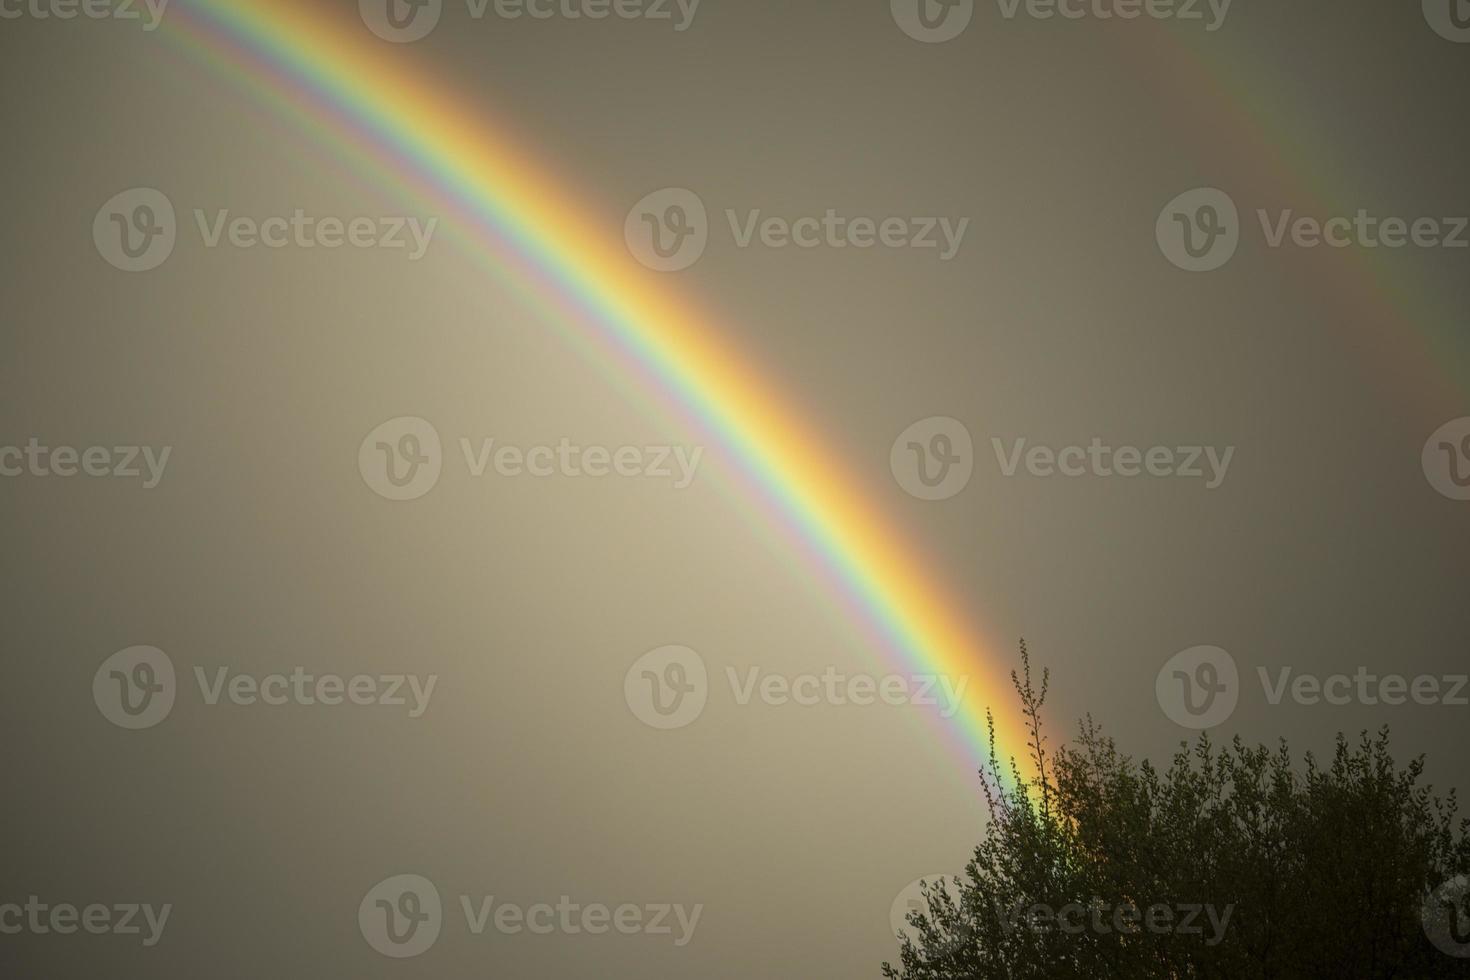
[1135,18,1468,413]
[156,0,1027,778]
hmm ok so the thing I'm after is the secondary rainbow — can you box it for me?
[157,0,1026,777]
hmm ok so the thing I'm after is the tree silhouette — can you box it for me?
[884,642,1470,979]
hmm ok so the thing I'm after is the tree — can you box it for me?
[884,642,1470,979]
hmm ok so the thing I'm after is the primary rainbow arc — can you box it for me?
[161,0,1025,777]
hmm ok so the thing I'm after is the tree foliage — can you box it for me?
[884,642,1470,979]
